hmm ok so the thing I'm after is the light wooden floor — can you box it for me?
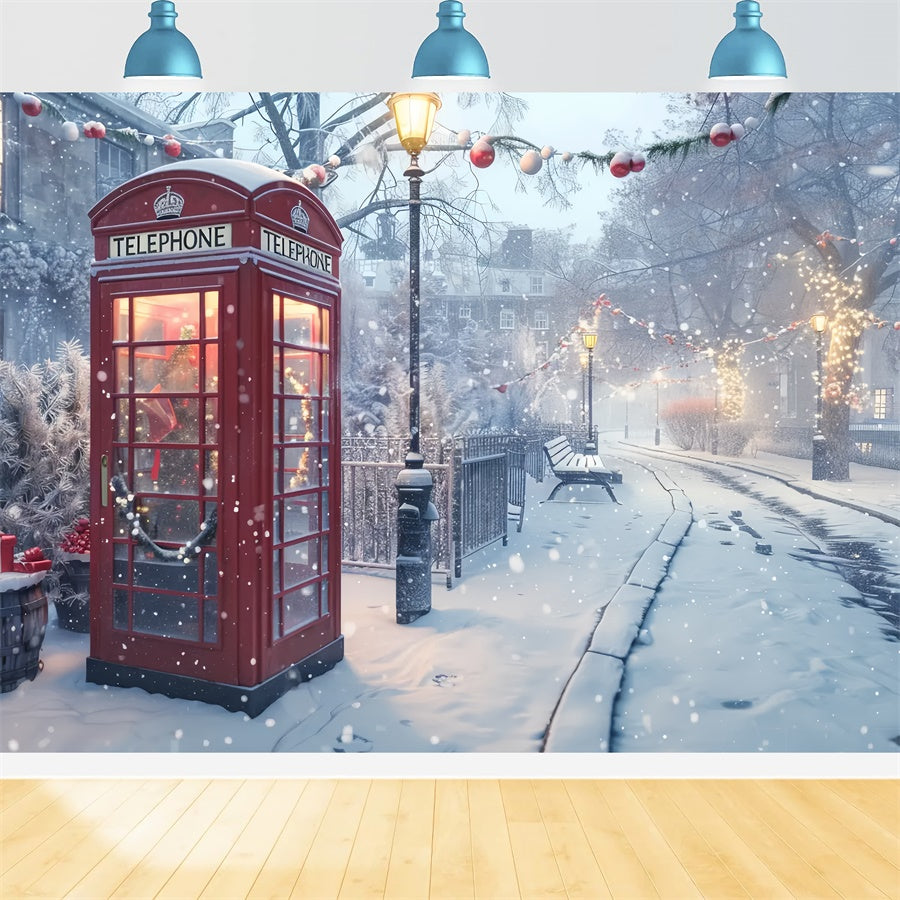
[1,779,897,899]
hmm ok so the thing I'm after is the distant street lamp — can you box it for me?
[653,370,662,446]
[579,352,589,427]
[810,311,828,480]
[582,332,598,450]
[387,91,441,624]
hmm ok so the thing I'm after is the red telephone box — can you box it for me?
[86,159,343,716]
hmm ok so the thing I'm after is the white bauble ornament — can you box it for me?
[729,123,746,141]
[61,121,80,142]
[561,151,572,163]
[540,145,554,159]
[143,134,155,146]
[481,134,495,145]
[328,154,341,168]
[519,150,543,175]
[456,129,471,147]
[743,116,759,131]
[13,92,27,104]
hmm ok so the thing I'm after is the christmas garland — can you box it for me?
[111,475,218,563]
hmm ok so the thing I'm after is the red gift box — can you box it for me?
[23,559,52,573]
[0,533,16,572]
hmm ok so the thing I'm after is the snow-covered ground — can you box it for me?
[2,443,897,759]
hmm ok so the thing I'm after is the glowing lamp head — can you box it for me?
[810,312,828,334]
[387,92,442,157]
[582,332,598,351]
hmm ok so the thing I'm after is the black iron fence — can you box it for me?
[341,434,528,587]
[754,423,900,470]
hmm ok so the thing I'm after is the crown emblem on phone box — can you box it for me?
[154,186,185,220]
[290,202,310,233]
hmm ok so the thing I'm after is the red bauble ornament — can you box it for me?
[21,95,42,117]
[93,122,106,139]
[609,151,632,178]
[164,139,182,158]
[469,141,495,169]
[710,123,733,147]
[629,152,646,173]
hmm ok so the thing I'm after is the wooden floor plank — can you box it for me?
[779,780,899,867]
[156,779,276,900]
[564,780,659,898]
[824,779,900,826]
[2,780,149,899]
[1,779,71,840]
[338,779,403,900]
[430,779,475,900]
[662,781,794,900]
[737,780,891,899]
[383,779,435,900]
[1,780,122,870]
[699,781,843,899]
[598,780,703,898]
[63,780,211,900]
[0,779,40,808]
[757,780,899,898]
[110,780,243,899]
[201,779,309,900]
[499,780,566,900]
[247,779,336,900]
[467,780,521,900]
[531,779,612,900]
[289,779,371,900]
[628,780,751,900]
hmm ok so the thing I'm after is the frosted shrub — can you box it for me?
[660,398,715,450]
[717,421,756,456]
[0,341,90,562]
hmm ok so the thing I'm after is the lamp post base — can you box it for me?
[812,433,828,480]
[396,452,437,624]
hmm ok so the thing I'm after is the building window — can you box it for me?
[97,141,135,200]
[435,300,448,317]
[534,310,548,330]
[529,275,544,294]
[459,304,472,319]
[500,309,515,330]
[363,275,375,287]
[500,278,510,292]
[535,341,548,359]
[872,387,893,420]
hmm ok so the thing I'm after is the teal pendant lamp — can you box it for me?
[125,1,202,78]
[709,1,787,79]
[413,1,490,79]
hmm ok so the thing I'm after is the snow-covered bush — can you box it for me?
[716,421,757,456]
[0,341,90,563]
[661,397,715,450]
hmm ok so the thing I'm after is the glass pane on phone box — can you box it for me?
[204,291,219,339]
[273,448,283,495]
[204,398,219,443]
[284,539,318,588]
[113,297,129,342]
[134,293,200,336]
[284,496,318,540]
[113,589,129,630]
[321,535,329,574]
[133,556,199,594]
[284,398,318,440]
[204,344,218,392]
[272,293,282,343]
[273,346,282,393]
[283,583,318,634]
[283,353,317,395]
[116,399,130,443]
[146,448,199,493]
[143,497,201,545]
[283,299,316,346]
[203,599,218,643]
[272,501,281,544]
[272,550,282,594]
[113,543,131,584]
[202,458,218,494]
[132,592,199,641]
[115,348,130,392]
[321,491,329,530]
[321,579,328,616]
[286,447,319,490]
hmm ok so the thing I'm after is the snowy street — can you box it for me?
[3,440,897,755]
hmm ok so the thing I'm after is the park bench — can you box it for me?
[542,436,622,504]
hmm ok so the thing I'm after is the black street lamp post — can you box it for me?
[387,92,441,624]
[653,371,661,446]
[810,312,828,480]
[582,332,597,451]
[579,352,588,428]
